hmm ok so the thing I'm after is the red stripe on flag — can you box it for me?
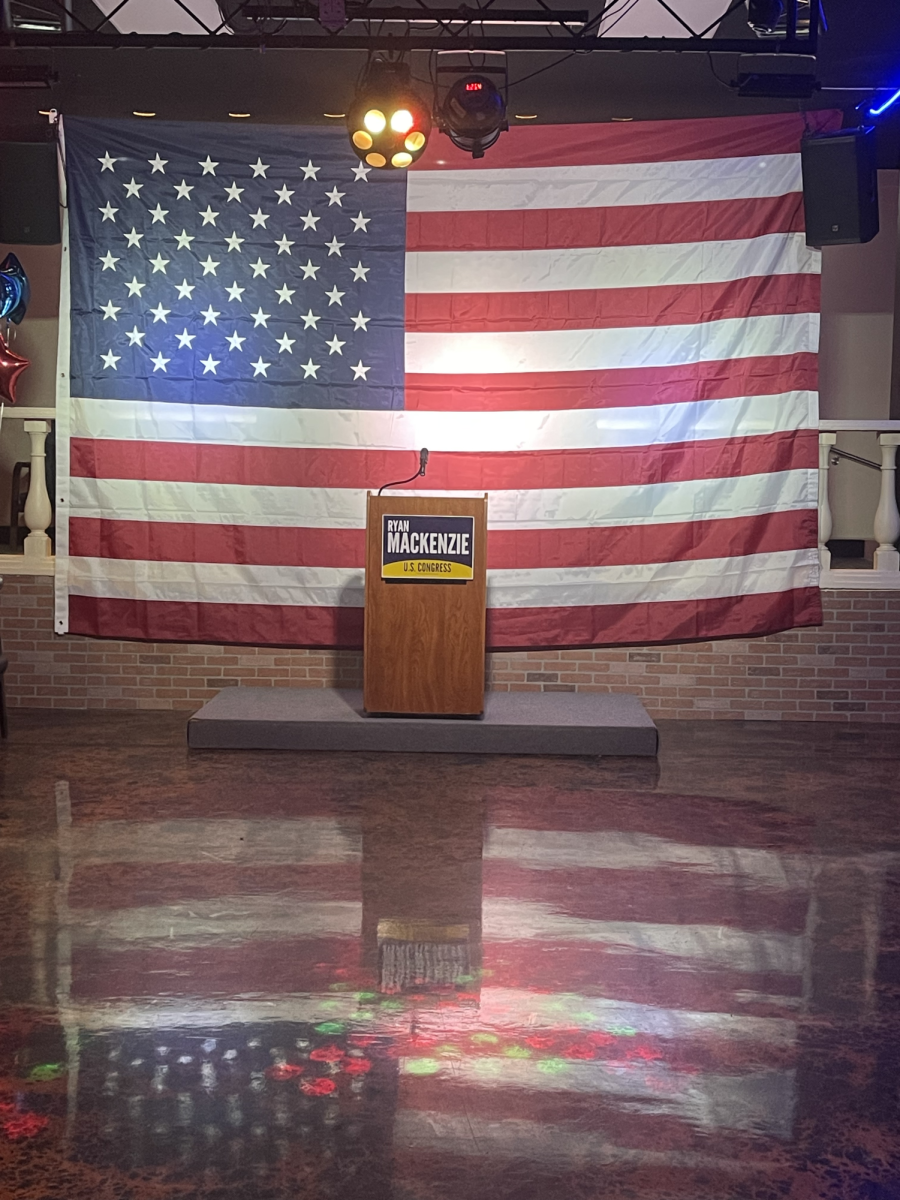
[404,353,818,411]
[410,110,840,169]
[407,193,806,252]
[70,430,815,491]
[406,274,820,334]
[69,510,816,572]
[482,862,809,932]
[67,587,821,651]
[68,862,362,910]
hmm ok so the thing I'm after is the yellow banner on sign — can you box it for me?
[382,559,474,580]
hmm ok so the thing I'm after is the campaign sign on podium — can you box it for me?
[364,494,487,717]
[381,514,475,581]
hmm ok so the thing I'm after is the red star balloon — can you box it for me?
[0,331,30,404]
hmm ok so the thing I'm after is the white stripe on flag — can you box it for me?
[485,827,815,890]
[482,899,803,974]
[70,898,363,945]
[71,818,362,863]
[65,548,817,609]
[69,391,816,451]
[69,469,815,531]
[406,233,818,295]
[407,153,803,213]
[405,313,819,376]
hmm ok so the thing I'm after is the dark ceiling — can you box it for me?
[1,0,898,162]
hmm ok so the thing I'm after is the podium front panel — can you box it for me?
[364,494,487,716]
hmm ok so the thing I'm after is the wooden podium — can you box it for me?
[364,493,487,716]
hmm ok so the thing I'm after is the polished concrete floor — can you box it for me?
[1,711,899,1200]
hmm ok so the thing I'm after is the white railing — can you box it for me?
[819,420,900,590]
[0,407,56,575]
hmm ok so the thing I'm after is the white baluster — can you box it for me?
[22,419,53,560]
[818,432,836,571]
[873,433,900,571]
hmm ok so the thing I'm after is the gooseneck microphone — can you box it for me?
[378,447,430,496]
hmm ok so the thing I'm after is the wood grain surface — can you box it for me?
[363,493,487,716]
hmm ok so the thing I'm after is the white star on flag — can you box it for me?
[301,310,320,329]
[275,185,294,204]
[276,333,295,353]
[249,209,269,228]
[99,202,118,222]
[250,158,269,178]
[150,351,170,371]
[174,180,194,199]
[125,277,145,297]
[301,260,320,279]
[275,235,294,255]
[149,253,170,273]
[100,349,121,369]
[351,311,369,331]
[148,203,168,224]
[148,154,167,173]
[225,282,245,302]
[325,186,345,206]
[199,156,218,175]
[125,326,145,346]
[176,328,195,348]
[124,227,143,247]
[226,331,245,351]
[199,255,220,276]
[250,258,270,278]
[325,236,344,257]
[351,262,370,282]
[326,334,345,355]
[175,279,195,299]
[100,300,120,320]
[351,212,370,232]
[351,360,370,380]
[325,285,345,306]
[224,182,244,202]
[251,357,271,376]
[99,251,119,271]
[201,354,220,374]
[352,163,370,182]
[149,303,170,323]
[123,178,142,198]
[98,152,117,171]
[225,232,244,252]
[301,161,319,180]
[199,206,219,226]
[301,210,320,230]
[301,359,320,378]
[200,305,220,325]
[275,284,295,304]
[251,309,270,327]
[174,230,194,251]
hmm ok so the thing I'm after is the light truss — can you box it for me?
[0,0,820,53]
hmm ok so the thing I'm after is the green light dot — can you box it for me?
[503,1045,532,1059]
[471,1033,499,1045]
[537,1057,569,1075]
[608,1025,637,1036]
[27,1063,65,1081]
[314,1022,345,1035]
[435,1044,459,1057]
[350,1010,376,1021]
[355,991,377,1001]
[380,1000,404,1010]
[405,1058,441,1076]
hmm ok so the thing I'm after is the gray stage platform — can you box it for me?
[188,687,658,756]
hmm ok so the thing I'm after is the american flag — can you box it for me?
[56,111,835,648]
[56,780,815,1195]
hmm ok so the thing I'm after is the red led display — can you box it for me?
[465,81,483,91]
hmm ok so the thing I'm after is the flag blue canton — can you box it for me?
[65,118,408,410]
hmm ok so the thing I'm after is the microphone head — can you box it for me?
[419,447,430,473]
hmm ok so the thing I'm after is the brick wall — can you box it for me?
[1,576,898,721]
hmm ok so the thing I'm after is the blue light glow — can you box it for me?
[869,88,900,117]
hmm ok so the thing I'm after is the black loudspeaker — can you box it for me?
[801,126,879,248]
[0,142,61,245]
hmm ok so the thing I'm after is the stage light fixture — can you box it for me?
[347,61,431,171]
[439,74,507,159]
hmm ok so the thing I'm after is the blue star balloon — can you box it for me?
[0,253,30,324]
